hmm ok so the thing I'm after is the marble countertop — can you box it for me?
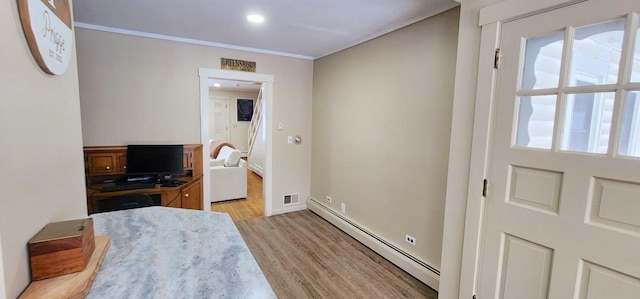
[87,207,275,298]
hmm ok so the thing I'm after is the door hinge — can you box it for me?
[494,48,501,69]
[482,179,488,197]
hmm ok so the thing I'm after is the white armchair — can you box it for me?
[210,146,247,203]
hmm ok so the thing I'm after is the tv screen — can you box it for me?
[126,145,184,176]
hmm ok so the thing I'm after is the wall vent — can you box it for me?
[284,193,299,205]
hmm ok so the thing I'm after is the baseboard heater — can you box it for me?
[307,198,440,290]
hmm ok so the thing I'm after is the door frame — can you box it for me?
[458,0,588,297]
[199,68,275,216]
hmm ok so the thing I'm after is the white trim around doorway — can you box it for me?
[198,68,275,216]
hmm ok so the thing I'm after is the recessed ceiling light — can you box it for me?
[213,83,221,87]
[247,14,264,24]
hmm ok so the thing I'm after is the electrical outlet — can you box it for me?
[341,203,346,214]
[326,196,332,203]
[406,234,416,246]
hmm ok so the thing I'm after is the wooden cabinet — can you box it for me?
[84,144,203,213]
[117,152,127,173]
[86,152,118,176]
[88,153,116,175]
[163,189,182,208]
[167,196,182,208]
[183,147,194,170]
[181,178,202,210]
[84,147,127,176]
[84,145,202,178]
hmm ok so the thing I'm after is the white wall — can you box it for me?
[0,2,88,297]
[311,7,460,279]
[75,28,313,214]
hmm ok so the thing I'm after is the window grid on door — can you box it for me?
[514,12,640,158]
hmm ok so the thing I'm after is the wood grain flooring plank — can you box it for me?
[210,169,263,221]
[210,165,436,297]
[235,210,438,298]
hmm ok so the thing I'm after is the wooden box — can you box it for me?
[28,218,95,281]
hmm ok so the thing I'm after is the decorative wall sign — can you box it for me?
[18,0,73,75]
[237,98,254,122]
[221,58,256,72]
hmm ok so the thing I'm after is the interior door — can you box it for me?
[210,97,229,141]
[478,1,640,298]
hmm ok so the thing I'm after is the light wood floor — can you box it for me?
[235,210,438,298]
[210,166,437,297]
[210,168,264,221]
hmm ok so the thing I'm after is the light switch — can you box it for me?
[277,122,283,130]
[287,136,293,144]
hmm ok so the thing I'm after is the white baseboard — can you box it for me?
[271,203,307,215]
[248,163,264,177]
[307,198,440,291]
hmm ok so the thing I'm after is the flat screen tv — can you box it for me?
[126,145,184,177]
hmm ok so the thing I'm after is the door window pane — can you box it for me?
[568,19,625,87]
[560,92,615,154]
[631,22,640,82]
[619,91,640,157]
[515,95,557,149]
[521,32,564,90]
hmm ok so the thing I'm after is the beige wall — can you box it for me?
[208,89,260,152]
[75,29,313,214]
[0,2,88,297]
[311,7,460,270]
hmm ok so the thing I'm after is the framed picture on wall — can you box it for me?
[237,98,254,122]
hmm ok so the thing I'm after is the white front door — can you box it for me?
[478,0,640,298]
[210,96,229,141]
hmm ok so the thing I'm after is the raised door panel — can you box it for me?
[576,261,640,298]
[498,235,553,299]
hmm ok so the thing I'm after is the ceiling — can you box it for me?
[209,79,263,92]
[72,0,459,60]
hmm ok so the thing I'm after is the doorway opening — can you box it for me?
[211,169,264,221]
[209,79,262,220]
[198,68,274,217]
